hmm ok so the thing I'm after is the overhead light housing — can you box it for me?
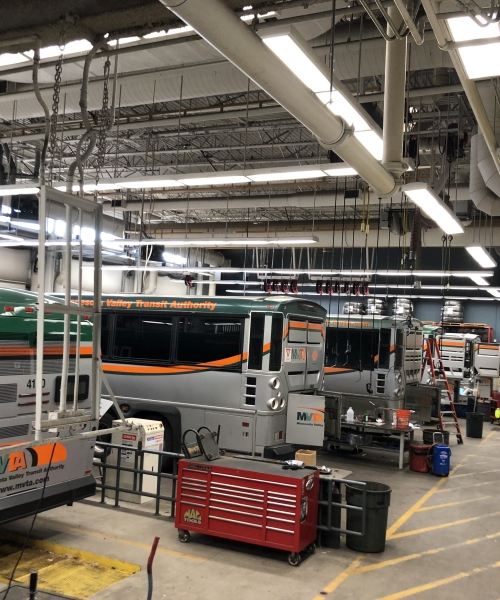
[466,245,497,268]
[260,25,383,159]
[487,288,500,298]
[114,177,185,190]
[0,185,40,197]
[104,236,319,248]
[402,182,464,235]
[0,232,24,242]
[469,274,490,286]
[177,174,250,186]
[246,166,326,182]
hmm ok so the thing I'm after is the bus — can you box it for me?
[77,294,326,457]
[323,315,423,413]
[0,289,97,525]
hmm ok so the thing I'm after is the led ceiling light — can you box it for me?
[262,32,331,93]
[487,289,500,298]
[177,174,250,186]
[447,16,499,42]
[0,53,29,67]
[402,182,464,235]
[466,245,497,268]
[0,232,24,242]
[469,274,490,286]
[0,185,40,196]
[246,167,326,183]
[115,177,185,189]
[261,26,383,159]
[54,182,119,192]
[323,166,358,177]
[103,237,319,248]
[447,16,500,79]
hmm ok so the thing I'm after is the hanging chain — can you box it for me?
[48,23,67,185]
[95,57,111,188]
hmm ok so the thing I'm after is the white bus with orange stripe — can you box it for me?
[0,289,96,524]
[323,315,423,410]
[82,294,326,457]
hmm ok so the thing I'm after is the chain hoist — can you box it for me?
[48,22,67,185]
[95,57,112,188]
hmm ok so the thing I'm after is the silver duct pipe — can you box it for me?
[158,0,397,197]
[469,133,500,215]
[45,202,124,236]
[477,133,500,198]
[382,6,407,176]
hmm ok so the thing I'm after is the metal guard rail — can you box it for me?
[93,441,184,517]
[317,478,367,539]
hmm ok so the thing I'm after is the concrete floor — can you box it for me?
[2,423,500,600]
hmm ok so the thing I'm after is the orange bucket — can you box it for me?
[396,409,411,429]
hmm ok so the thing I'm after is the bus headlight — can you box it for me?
[269,377,281,390]
[279,397,286,409]
[267,398,280,410]
[396,373,402,383]
[276,390,281,398]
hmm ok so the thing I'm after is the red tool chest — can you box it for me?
[175,456,319,566]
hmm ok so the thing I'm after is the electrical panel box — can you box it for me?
[106,418,164,504]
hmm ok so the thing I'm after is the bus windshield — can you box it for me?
[326,328,380,370]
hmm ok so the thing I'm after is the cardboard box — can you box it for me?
[295,449,316,466]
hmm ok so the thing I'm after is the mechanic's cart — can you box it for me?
[175,456,319,566]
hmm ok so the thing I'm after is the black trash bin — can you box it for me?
[345,481,391,553]
[466,412,484,439]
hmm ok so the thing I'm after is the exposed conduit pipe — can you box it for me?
[158,0,397,197]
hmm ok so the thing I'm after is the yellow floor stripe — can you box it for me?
[1,530,140,574]
[33,516,206,562]
[389,510,500,540]
[312,555,365,599]
[450,468,500,479]
[479,431,498,445]
[351,531,500,575]
[416,496,491,512]
[386,456,469,540]
[435,479,499,493]
[0,533,139,599]
[376,560,500,600]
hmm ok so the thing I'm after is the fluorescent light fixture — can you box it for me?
[0,216,10,223]
[143,31,167,39]
[246,167,326,183]
[103,237,319,248]
[323,166,358,177]
[54,182,120,192]
[354,130,384,160]
[177,174,250,186]
[466,245,497,268]
[116,177,185,190]
[0,232,24,241]
[487,288,500,298]
[403,182,464,235]
[241,11,276,21]
[38,40,93,59]
[447,16,500,42]
[0,185,40,197]
[0,53,29,67]
[108,37,141,46]
[317,91,370,131]
[163,251,188,266]
[166,25,194,36]
[262,32,331,93]
[469,274,490,286]
[458,43,500,79]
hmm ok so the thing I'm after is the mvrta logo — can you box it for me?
[296,407,324,426]
[184,508,202,524]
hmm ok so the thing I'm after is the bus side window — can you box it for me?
[113,314,172,362]
[101,314,110,358]
[379,328,391,369]
[248,313,265,370]
[269,314,283,372]
[176,317,242,366]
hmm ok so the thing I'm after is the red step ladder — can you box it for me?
[422,336,463,444]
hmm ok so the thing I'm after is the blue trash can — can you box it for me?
[432,444,451,477]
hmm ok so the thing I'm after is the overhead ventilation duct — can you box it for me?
[157,0,396,197]
[477,132,500,199]
[470,133,500,216]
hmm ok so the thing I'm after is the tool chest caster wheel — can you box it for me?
[306,543,316,555]
[288,552,302,567]
[178,530,191,543]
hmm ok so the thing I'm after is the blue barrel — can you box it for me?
[432,444,451,477]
